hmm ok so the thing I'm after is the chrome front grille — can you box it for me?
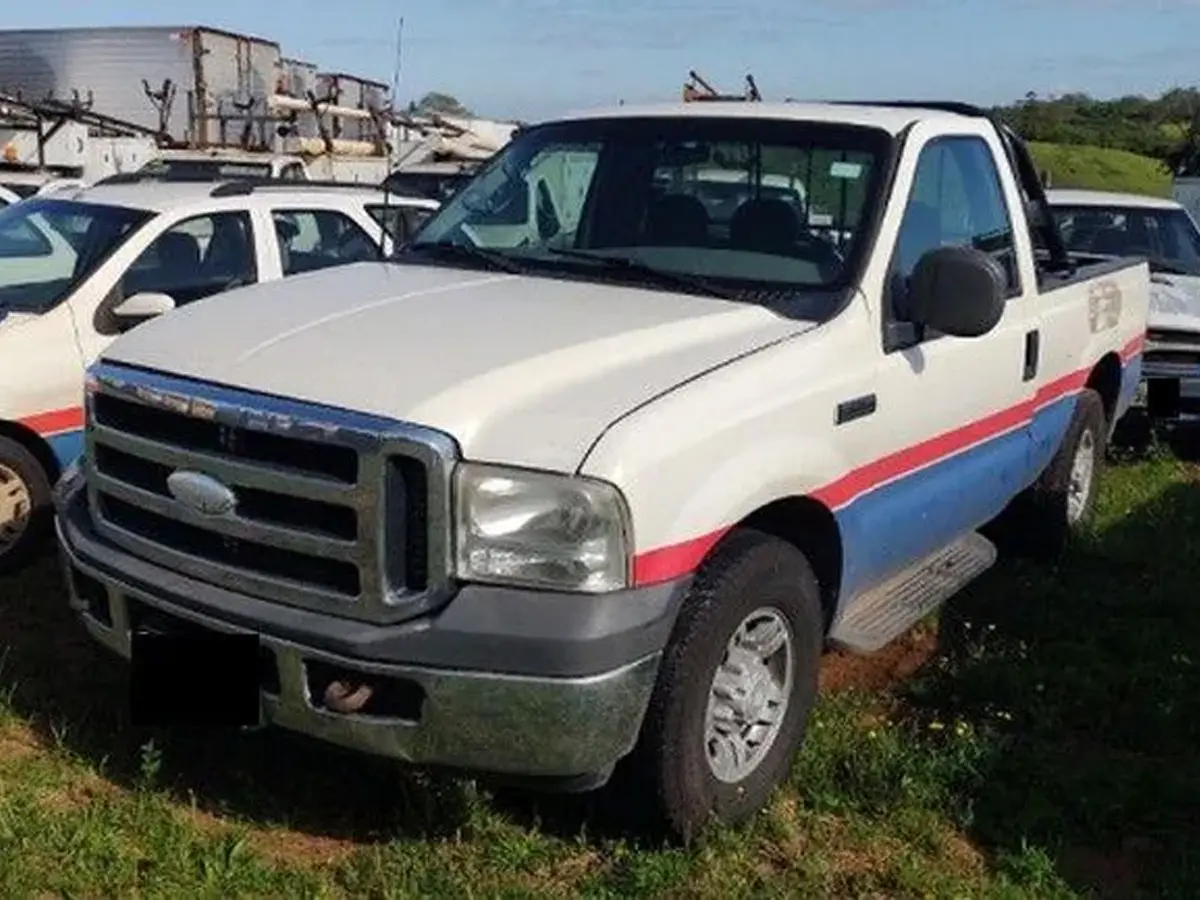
[83,361,458,624]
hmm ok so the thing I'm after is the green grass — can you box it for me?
[3,438,1200,896]
[1029,141,1173,197]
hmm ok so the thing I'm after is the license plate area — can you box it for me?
[127,599,274,728]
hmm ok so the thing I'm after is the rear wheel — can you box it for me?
[0,436,54,574]
[630,529,824,843]
[988,388,1106,561]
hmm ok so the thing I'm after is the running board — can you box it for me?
[829,532,998,654]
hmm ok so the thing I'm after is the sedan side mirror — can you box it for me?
[112,291,176,321]
[908,246,1006,338]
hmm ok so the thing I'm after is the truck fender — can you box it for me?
[627,435,850,618]
[0,418,61,483]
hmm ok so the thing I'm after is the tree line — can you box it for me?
[991,88,1200,175]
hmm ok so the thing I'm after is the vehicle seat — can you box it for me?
[729,197,801,254]
[275,219,297,272]
[202,215,252,283]
[131,231,200,297]
[645,194,710,246]
[159,231,200,272]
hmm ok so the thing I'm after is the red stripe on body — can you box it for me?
[631,529,730,587]
[631,341,1144,586]
[1120,332,1146,361]
[18,406,84,437]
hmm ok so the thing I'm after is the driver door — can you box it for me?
[841,131,1038,596]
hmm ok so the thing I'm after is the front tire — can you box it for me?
[631,528,824,843]
[0,436,54,575]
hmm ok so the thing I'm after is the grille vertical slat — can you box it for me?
[83,363,458,624]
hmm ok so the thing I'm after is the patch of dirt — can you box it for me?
[248,827,362,868]
[819,627,939,694]
[756,799,987,890]
[937,830,986,874]
[37,773,118,812]
[504,850,604,898]
[0,725,41,762]
[183,806,361,868]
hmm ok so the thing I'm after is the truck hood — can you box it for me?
[1150,274,1200,332]
[0,308,37,335]
[102,262,811,471]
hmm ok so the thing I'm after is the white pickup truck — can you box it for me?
[1047,188,1200,420]
[0,180,437,571]
[57,101,1149,840]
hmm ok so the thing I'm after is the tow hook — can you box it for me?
[323,680,375,714]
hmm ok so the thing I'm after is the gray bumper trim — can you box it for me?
[60,519,661,779]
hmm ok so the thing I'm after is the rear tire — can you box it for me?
[0,436,54,575]
[630,528,824,843]
[988,388,1106,561]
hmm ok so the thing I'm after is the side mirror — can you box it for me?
[112,291,176,321]
[908,246,1006,338]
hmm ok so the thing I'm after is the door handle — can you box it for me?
[1023,329,1040,381]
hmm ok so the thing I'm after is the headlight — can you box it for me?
[453,463,631,593]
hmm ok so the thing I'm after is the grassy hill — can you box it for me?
[1029,141,1172,197]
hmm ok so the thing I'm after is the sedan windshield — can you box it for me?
[403,115,892,308]
[0,198,152,315]
[1052,204,1200,275]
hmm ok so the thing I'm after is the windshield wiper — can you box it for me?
[405,240,526,275]
[544,247,739,300]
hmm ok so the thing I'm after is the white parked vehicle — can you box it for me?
[0,180,438,570]
[0,169,90,201]
[58,101,1148,840]
[0,184,19,207]
[1047,188,1200,419]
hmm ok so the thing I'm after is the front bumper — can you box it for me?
[56,478,683,781]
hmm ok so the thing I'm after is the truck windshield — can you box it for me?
[404,116,892,301]
[0,198,152,315]
[1052,204,1200,276]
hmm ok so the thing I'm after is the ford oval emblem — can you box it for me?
[166,470,238,517]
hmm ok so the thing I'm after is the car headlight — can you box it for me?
[453,463,631,593]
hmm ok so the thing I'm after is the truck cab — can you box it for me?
[57,101,1149,841]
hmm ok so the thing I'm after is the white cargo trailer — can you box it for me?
[0,26,282,148]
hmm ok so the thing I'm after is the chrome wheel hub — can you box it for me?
[0,463,32,553]
[704,607,794,784]
[1067,428,1096,524]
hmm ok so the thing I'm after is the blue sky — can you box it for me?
[7,0,1200,121]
